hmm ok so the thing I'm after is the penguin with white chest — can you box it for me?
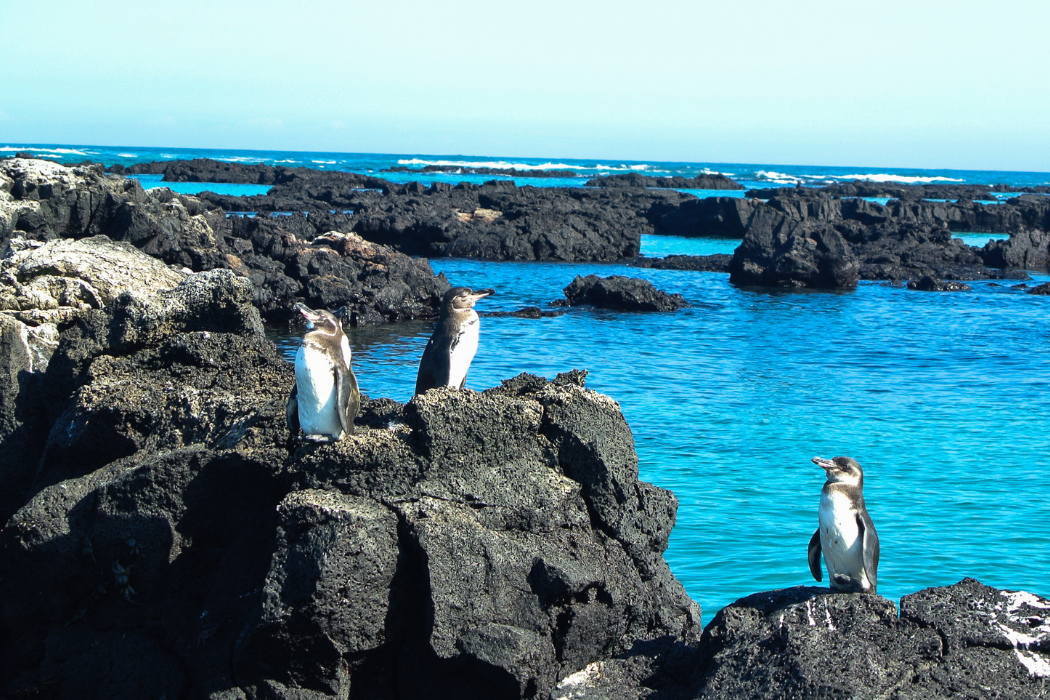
[807,456,880,593]
[287,303,360,441]
[415,287,494,395]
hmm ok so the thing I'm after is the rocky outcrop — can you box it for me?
[555,275,688,311]
[746,181,1009,201]
[110,158,393,191]
[728,211,1030,288]
[341,183,692,262]
[907,276,972,291]
[560,580,1050,699]
[586,173,744,190]
[381,165,580,178]
[0,265,699,699]
[0,158,450,323]
[626,254,733,273]
[728,222,860,288]
[481,306,565,319]
[689,580,1050,699]
[0,237,191,519]
[1027,282,1050,295]
[981,228,1050,270]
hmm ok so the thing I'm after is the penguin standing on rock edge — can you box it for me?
[415,287,495,395]
[808,456,880,593]
[287,303,360,441]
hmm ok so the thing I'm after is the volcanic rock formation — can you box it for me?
[555,275,688,311]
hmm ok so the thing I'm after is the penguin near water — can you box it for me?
[286,303,360,441]
[807,456,880,593]
[415,287,495,395]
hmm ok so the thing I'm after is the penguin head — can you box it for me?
[812,456,863,487]
[295,302,344,334]
[443,287,495,312]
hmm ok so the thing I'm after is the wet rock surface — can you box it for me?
[0,158,450,323]
[626,254,732,273]
[481,306,565,319]
[0,266,700,699]
[555,275,688,311]
[1027,282,1050,295]
[907,276,972,292]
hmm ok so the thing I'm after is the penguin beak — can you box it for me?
[295,302,322,329]
[812,456,836,472]
[468,289,495,303]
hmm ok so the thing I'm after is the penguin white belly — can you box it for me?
[819,491,868,587]
[447,317,479,388]
[295,344,343,437]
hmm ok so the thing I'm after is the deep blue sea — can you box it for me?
[7,143,1049,620]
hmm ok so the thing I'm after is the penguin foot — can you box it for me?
[831,574,866,593]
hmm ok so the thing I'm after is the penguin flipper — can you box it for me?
[335,364,361,438]
[286,381,300,436]
[807,529,823,583]
[859,511,879,593]
[415,336,451,394]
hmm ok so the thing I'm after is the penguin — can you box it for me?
[807,456,880,594]
[286,302,360,441]
[415,287,494,395]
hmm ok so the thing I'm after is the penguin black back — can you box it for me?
[415,287,494,395]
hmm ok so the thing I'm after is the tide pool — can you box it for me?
[131,174,272,196]
[271,246,1050,619]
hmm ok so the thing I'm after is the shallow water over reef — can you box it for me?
[271,236,1050,619]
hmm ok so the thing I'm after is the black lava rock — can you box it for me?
[684,579,1050,700]
[0,265,700,699]
[627,254,733,272]
[586,173,744,190]
[557,275,688,311]
[729,221,860,288]
[907,276,972,291]
[0,158,450,324]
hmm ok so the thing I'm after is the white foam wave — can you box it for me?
[274,159,299,163]
[755,170,801,184]
[0,146,89,156]
[395,158,652,173]
[702,167,735,176]
[830,173,965,184]
[116,153,139,158]
[595,163,652,172]
[312,160,336,164]
[218,156,263,163]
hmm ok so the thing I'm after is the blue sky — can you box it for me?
[1,0,1047,171]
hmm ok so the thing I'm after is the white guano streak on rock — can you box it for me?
[989,590,1050,677]
[823,600,837,631]
[552,661,605,700]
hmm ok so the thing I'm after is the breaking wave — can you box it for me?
[829,173,965,184]
[755,170,802,184]
[396,158,651,172]
[0,146,89,156]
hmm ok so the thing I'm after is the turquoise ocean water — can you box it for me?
[7,143,1049,619]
